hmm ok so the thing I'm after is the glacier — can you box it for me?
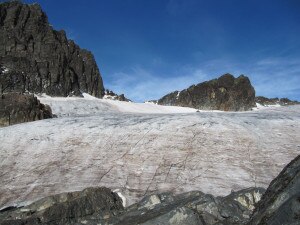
[0,94,299,208]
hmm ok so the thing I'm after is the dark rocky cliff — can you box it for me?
[0,1,104,97]
[157,74,256,111]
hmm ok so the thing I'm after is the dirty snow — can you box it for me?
[0,95,299,208]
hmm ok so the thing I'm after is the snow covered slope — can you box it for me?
[0,95,299,208]
[37,93,197,116]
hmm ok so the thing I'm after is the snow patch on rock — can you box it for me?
[113,189,127,207]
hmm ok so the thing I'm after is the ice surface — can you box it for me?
[0,95,299,208]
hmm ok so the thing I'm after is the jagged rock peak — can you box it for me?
[0,1,104,97]
[157,73,256,111]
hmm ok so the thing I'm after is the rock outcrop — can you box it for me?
[157,74,256,111]
[108,187,264,225]
[0,187,264,225]
[0,1,104,97]
[248,155,300,225]
[0,187,124,225]
[0,92,52,127]
[103,89,131,102]
[255,96,300,106]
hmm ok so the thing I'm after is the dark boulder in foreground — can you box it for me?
[0,92,52,127]
[157,74,256,111]
[0,187,124,225]
[0,1,104,97]
[248,155,300,225]
[0,187,265,225]
[255,96,300,106]
[108,187,265,225]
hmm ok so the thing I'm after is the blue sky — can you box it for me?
[22,0,300,102]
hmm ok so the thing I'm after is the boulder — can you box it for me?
[0,92,53,127]
[157,74,256,111]
[248,155,300,225]
[0,1,104,97]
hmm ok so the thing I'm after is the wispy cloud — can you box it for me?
[166,0,198,16]
[104,56,300,102]
[250,57,300,100]
[105,66,208,102]
[256,57,300,67]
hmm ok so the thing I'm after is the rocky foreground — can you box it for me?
[0,155,298,225]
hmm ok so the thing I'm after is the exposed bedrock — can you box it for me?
[157,74,256,111]
[0,187,264,225]
[248,154,300,225]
